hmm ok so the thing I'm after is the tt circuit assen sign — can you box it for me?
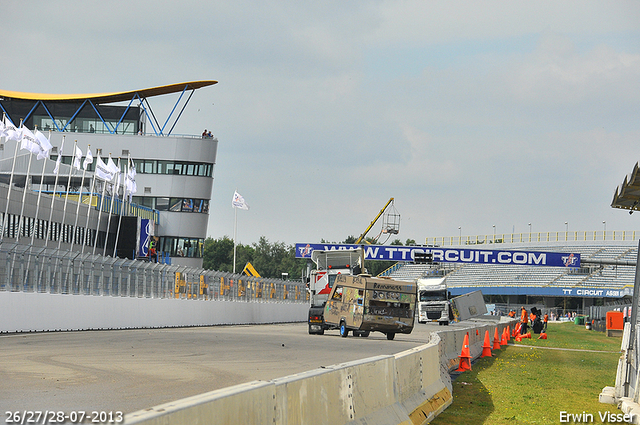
[295,243,581,268]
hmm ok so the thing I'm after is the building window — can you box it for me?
[169,198,182,212]
[155,197,170,211]
[158,236,204,258]
[131,197,210,214]
[130,159,212,177]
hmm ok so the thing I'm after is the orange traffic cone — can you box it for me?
[513,322,521,337]
[522,332,531,339]
[507,325,511,340]
[538,332,547,340]
[481,330,492,358]
[456,332,472,371]
[515,333,522,342]
[501,328,508,346]
[492,327,501,350]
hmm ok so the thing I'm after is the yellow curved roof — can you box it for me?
[0,80,217,104]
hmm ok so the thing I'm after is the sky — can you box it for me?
[2,1,640,247]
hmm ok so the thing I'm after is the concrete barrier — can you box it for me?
[125,318,518,425]
[0,291,308,332]
[123,381,276,425]
[395,335,452,424]
[273,356,411,425]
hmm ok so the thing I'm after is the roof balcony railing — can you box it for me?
[426,230,639,247]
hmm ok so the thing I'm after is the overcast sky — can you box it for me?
[3,1,640,246]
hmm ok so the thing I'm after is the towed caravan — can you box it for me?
[323,274,416,340]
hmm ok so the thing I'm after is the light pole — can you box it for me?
[458,226,461,244]
[565,221,568,241]
[528,223,532,242]
[493,224,496,243]
[603,221,606,240]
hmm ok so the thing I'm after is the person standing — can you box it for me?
[520,306,529,335]
[543,312,549,331]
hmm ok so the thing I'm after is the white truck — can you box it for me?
[306,249,364,335]
[416,277,451,325]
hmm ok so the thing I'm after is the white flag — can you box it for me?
[95,154,115,181]
[126,158,137,202]
[232,191,249,210]
[3,116,21,142]
[20,127,38,154]
[0,118,5,138]
[83,147,93,170]
[113,165,122,200]
[34,130,53,160]
[107,156,120,175]
[73,145,82,170]
[105,156,121,197]
[53,137,65,174]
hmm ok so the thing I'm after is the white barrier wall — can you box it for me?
[0,291,308,332]
[600,323,640,424]
[124,319,518,425]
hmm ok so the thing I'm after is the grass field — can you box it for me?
[430,322,624,425]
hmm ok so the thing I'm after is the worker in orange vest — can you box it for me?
[543,313,549,331]
[520,306,528,334]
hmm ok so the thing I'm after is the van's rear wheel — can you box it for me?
[386,332,395,341]
[340,321,349,338]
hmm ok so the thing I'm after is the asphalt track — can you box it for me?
[0,322,446,414]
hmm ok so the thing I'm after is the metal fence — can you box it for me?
[0,242,308,303]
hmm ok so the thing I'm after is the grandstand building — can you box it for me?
[0,81,217,268]
[384,232,639,314]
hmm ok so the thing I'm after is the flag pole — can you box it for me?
[103,156,120,257]
[57,140,77,250]
[92,154,110,255]
[113,155,129,258]
[45,135,64,248]
[24,129,53,289]
[30,130,52,247]
[68,146,87,254]
[16,125,35,243]
[233,204,237,274]
[1,116,21,241]
[231,190,249,274]
[81,146,94,255]
[82,168,96,254]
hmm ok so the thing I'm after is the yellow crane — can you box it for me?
[355,198,400,244]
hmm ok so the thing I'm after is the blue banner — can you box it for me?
[449,286,630,298]
[139,219,152,257]
[295,243,581,268]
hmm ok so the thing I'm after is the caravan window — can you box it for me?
[332,286,343,300]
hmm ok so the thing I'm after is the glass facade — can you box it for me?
[0,99,141,135]
[133,159,213,177]
[132,196,209,214]
[57,157,214,178]
[158,236,204,258]
[34,115,138,135]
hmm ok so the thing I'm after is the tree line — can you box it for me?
[202,236,417,280]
